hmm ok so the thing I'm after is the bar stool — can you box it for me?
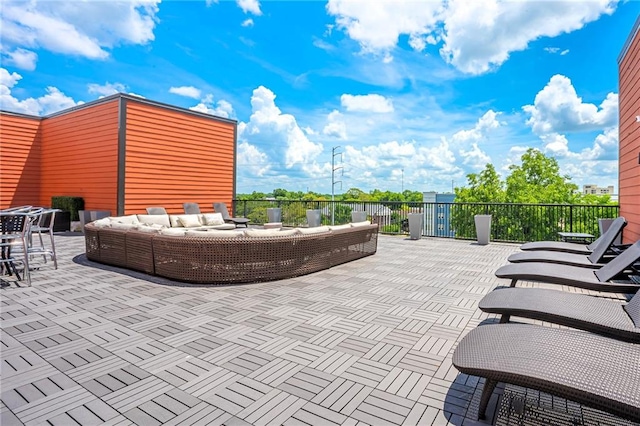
[0,212,31,286]
[28,208,58,269]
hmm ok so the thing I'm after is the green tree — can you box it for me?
[455,164,505,203]
[505,148,578,204]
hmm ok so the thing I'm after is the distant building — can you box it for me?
[423,192,456,237]
[583,184,614,195]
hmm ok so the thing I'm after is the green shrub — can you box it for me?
[51,196,84,221]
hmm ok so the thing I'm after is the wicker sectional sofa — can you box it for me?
[84,213,379,284]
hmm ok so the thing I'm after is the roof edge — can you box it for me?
[0,110,43,120]
[618,14,640,64]
[2,93,238,125]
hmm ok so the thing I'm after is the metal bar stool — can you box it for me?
[27,208,58,269]
[0,212,31,286]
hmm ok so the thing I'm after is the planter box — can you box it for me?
[474,214,492,245]
[267,208,282,223]
[351,211,367,223]
[53,211,71,232]
[306,209,321,227]
[408,213,423,240]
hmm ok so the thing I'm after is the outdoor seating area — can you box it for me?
[2,232,639,425]
[84,214,379,284]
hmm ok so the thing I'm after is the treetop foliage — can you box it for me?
[237,149,613,205]
[455,148,614,205]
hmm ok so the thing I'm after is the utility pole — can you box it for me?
[331,146,343,225]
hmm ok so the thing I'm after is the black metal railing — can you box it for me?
[232,200,619,243]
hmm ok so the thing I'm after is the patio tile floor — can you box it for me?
[0,233,634,425]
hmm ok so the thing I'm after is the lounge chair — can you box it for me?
[495,240,640,293]
[519,216,626,254]
[183,202,201,214]
[452,323,640,422]
[507,237,633,269]
[213,202,249,227]
[479,287,640,342]
[146,207,167,215]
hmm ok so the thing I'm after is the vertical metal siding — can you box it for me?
[0,114,42,209]
[619,27,640,244]
[124,101,237,214]
[39,100,120,211]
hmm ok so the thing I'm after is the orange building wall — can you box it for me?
[0,113,42,209]
[39,100,120,212]
[123,100,236,215]
[619,21,640,244]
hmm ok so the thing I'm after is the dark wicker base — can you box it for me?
[84,224,378,284]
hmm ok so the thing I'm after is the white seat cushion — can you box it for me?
[296,226,330,235]
[137,214,170,227]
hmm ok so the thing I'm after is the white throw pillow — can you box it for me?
[202,213,225,226]
[328,224,351,231]
[137,214,170,227]
[173,214,202,228]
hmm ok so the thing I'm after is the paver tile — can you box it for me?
[1,234,625,426]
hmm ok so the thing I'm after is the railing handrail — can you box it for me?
[232,199,619,243]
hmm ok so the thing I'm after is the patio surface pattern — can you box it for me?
[0,233,634,425]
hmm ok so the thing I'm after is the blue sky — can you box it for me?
[1,1,638,194]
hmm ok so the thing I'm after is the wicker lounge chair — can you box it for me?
[183,202,201,214]
[213,202,249,227]
[507,237,633,269]
[519,217,626,254]
[479,287,640,342]
[495,240,640,293]
[452,323,640,422]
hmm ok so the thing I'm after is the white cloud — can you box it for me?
[447,110,500,170]
[0,69,82,115]
[1,1,160,61]
[3,48,38,71]
[341,94,394,113]
[326,0,441,55]
[169,86,202,99]
[459,142,491,169]
[88,82,126,97]
[241,18,254,27]
[237,0,262,15]
[190,94,234,118]
[327,0,616,74]
[451,110,500,145]
[0,68,22,88]
[594,126,618,147]
[524,74,618,135]
[323,110,347,139]
[237,141,271,177]
[239,86,323,170]
[439,0,615,74]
